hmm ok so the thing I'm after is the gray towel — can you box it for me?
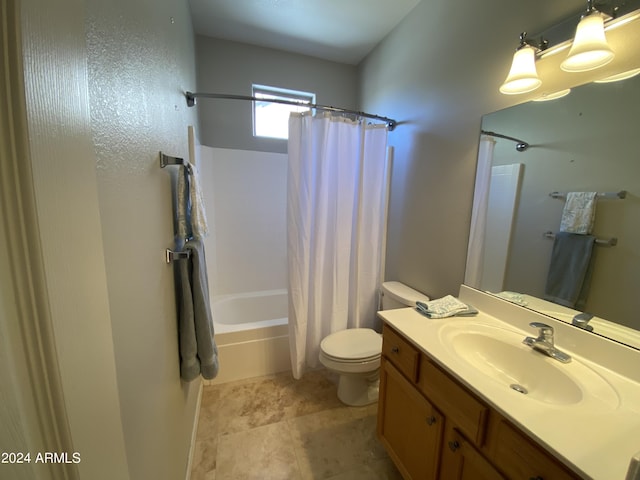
[178,239,219,381]
[544,232,596,309]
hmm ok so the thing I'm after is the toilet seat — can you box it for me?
[320,352,380,363]
[320,328,382,362]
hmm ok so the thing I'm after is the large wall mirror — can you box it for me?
[467,73,640,350]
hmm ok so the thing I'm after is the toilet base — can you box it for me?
[336,371,380,406]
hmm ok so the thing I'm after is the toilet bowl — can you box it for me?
[319,281,430,406]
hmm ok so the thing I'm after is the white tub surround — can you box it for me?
[213,289,287,334]
[378,285,640,480]
[207,323,290,385]
[207,290,290,385]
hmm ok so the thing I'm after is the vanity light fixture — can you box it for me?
[561,0,615,72]
[499,33,544,95]
[499,0,640,95]
[594,67,640,83]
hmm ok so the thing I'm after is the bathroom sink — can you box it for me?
[439,322,619,409]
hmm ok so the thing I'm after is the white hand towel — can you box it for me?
[188,126,209,239]
[176,166,189,240]
[416,295,469,318]
[560,192,597,234]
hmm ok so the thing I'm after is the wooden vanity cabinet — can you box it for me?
[484,416,580,480]
[439,425,504,480]
[378,358,443,480]
[378,323,582,480]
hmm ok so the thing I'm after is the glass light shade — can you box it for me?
[561,13,614,72]
[595,67,640,83]
[499,46,542,95]
[533,89,572,102]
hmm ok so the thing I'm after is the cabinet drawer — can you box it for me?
[493,420,580,480]
[417,355,488,445]
[382,324,420,382]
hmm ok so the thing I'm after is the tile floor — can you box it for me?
[190,368,403,480]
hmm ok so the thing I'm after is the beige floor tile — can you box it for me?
[191,368,400,480]
[215,421,302,480]
[190,434,218,478]
[324,456,403,480]
[289,407,387,479]
[212,369,343,436]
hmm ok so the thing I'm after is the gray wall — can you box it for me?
[195,36,359,153]
[86,0,201,478]
[358,0,587,299]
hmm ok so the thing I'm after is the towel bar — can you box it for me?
[543,231,617,246]
[166,248,190,263]
[549,190,626,200]
[159,151,193,174]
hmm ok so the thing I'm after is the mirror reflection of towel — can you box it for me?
[560,192,597,234]
[544,232,596,310]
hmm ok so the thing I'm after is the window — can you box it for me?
[252,85,315,140]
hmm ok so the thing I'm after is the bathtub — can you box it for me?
[207,289,291,384]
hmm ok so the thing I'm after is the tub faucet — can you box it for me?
[572,312,594,332]
[523,322,571,363]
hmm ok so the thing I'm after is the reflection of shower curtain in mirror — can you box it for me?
[465,136,496,287]
[287,113,390,379]
[481,163,523,292]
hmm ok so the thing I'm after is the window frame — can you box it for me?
[252,84,316,140]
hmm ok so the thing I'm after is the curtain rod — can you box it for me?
[481,129,530,152]
[185,92,398,131]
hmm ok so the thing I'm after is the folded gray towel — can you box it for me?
[544,232,595,309]
[178,239,219,381]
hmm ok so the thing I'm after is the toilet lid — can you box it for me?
[320,328,382,361]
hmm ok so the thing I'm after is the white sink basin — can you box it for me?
[439,322,620,409]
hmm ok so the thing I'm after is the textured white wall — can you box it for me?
[85,0,201,479]
[18,0,201,478]
[19,0,130,478]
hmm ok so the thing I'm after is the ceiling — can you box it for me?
[188,0,422,65]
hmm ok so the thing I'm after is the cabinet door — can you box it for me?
[378,358,443,480]
[440,426,505,480]
[491,419,581,480]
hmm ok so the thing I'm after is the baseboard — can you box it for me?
[184,380,203,480]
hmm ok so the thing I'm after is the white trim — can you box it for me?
[184,380,204,480]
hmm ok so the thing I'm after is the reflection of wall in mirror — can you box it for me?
[481,75,639,332]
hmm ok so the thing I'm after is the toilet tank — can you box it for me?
[381,281,430,310]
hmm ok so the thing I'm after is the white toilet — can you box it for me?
[318,281,430,406]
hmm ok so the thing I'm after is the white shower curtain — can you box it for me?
[287,112,390,379]
[464,135,496,287]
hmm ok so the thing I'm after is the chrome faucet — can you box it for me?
[523,322,572,363]
[572,312,594,332]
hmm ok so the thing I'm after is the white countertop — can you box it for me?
[378,286,640,480]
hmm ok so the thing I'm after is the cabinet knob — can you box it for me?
[391,346,399,353]
[426,416,436,426]
[448,440,460,452]
[529,477,544,480]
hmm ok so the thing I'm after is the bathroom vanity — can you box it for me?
[376,286,640,480]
